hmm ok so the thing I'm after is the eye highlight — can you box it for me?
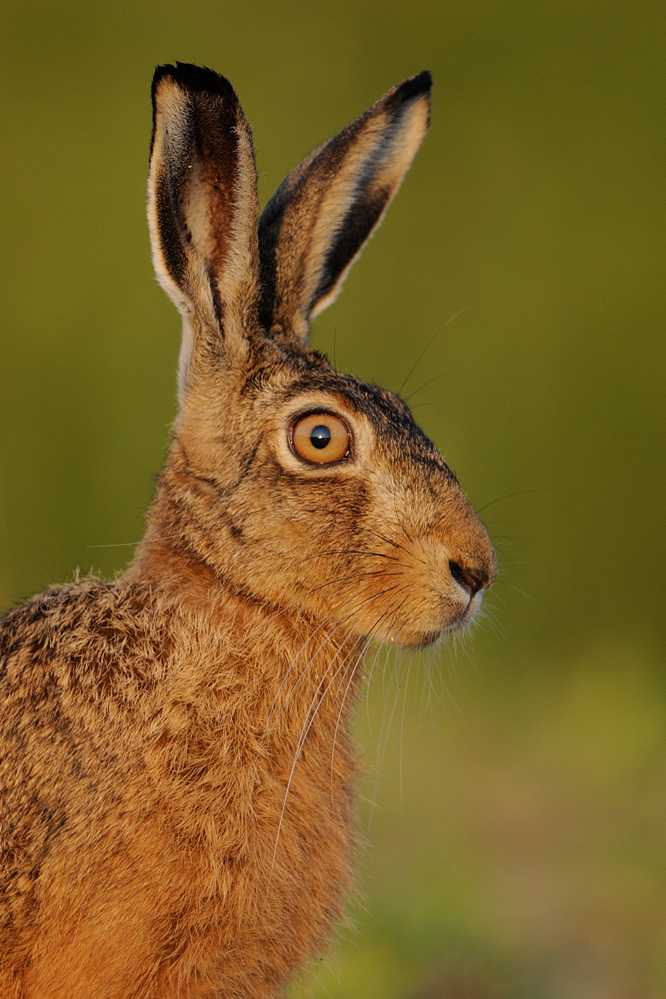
[291,412,351,465]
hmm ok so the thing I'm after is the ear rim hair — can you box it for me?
[257,71,432,350]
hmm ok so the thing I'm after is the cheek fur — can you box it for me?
[215,469,372,597]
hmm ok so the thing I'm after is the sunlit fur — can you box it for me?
[0,64,496,998]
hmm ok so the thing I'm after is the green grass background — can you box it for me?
[1,2,664,996]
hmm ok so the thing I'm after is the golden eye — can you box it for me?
[291,412,350,465]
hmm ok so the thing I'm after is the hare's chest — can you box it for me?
[128,723,358,997]
[198,744,360,994]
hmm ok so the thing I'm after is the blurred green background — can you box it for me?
[1,2,664,996]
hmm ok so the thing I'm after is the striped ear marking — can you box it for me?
[258,72,432,348]
[148,63,259,331]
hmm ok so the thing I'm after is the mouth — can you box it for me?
[457,588,483,627]
[381,590,483,650]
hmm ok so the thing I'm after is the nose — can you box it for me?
[448,559,487,597]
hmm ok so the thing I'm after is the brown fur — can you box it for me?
[0,64,497,998]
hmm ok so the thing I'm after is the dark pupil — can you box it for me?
[310,424,331,449]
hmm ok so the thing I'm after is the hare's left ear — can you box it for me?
[148,63,260,397]
[258,72,432,349]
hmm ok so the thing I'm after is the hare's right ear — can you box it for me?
[258,72,431,349]
[148,63,260,396]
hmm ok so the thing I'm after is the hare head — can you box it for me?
[142,63,497,649]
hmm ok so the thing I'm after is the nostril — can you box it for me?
[449,560,481,596]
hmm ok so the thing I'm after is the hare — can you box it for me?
[0,63,497,999]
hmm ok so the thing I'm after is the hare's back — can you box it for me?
[0,581,181,982]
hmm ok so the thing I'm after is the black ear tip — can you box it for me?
[398,70,432,101]
[381,71,432,117]
[151,62,237,102]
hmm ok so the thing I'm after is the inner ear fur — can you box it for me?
[258,72,432,349]
[148,63,261,392]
